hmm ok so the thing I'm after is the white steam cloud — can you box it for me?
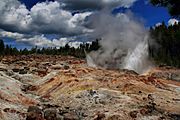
[86,11,153,74]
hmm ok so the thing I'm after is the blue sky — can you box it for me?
[0,0,173,49]
[3,38,32,49]
[19,0,55,9]
[131,0,171,27]
[113,0,171,27]
[19,0,171,26]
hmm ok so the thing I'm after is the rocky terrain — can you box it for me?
[0,55,180,120]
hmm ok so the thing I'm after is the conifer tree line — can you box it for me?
[0,39,100,58]
[149,21,180,67]
[0,22,180,67]
[149,0,180,67]
[150,0,180,18]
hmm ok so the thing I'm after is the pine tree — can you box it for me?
[0,39,5,55]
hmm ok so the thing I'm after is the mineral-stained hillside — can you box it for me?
[0,55,180,120]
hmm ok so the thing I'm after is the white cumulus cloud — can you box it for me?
[0,30,24,39]
[168,19,179,26]
[155,22,162,27]
[0,0,92,35]
[0,0,138,48]
[16,34,83,48]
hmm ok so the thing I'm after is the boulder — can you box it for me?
[12,68,20,73]
[5,70,14,76]
[21,84,38,92]
[94,112,105,120]
[151,71,180,81]
[0,63,8,72]
[107,115,122,120]
[51,64,63,70]
[44,108,58,120]
[19,69,28,74]
[26,106,43,120]
[129,111,138,118]
[64,64,70,70]
[62,111,79,120]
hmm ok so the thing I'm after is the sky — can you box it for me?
[0,0,177,49]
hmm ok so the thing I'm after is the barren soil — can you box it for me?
[0,55,179,120]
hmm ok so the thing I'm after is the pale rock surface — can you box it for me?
[0,55,179,120]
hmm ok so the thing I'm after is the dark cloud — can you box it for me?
[19,0,55,9]
[58,0,138,11]
[0,0,138,47]
[0,0,138,36]
[0,0,92,36]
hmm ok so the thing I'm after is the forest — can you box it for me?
[0,39,100,58]
[0,22,180,68]
[149,21,180,67]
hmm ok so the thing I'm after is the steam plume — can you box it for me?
[86,11,153,74]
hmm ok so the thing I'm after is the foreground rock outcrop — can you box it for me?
[0,55,179,120]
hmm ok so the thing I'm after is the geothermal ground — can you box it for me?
[0,55,180,120]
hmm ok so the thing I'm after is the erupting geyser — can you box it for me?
[86,11,153,74]
[122,36,153,74]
